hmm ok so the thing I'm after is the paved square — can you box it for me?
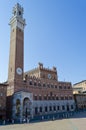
[0,117,86,130]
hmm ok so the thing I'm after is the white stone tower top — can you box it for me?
[12,3,23,18]
[9,3,26,31]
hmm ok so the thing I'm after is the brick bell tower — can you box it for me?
[8,3,26,95]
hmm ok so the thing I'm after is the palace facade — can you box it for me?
[0,3,75,121]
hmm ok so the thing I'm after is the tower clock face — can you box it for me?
[48,74,51,79]
[16,67,22,75]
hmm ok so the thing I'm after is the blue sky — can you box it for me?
[0,0,86,84]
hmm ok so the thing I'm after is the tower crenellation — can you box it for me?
[9,3,26,31]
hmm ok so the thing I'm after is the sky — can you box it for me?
[0,0,86,84]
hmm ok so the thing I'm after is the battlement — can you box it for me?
[38,62,57,72]
[24,63,58,81]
